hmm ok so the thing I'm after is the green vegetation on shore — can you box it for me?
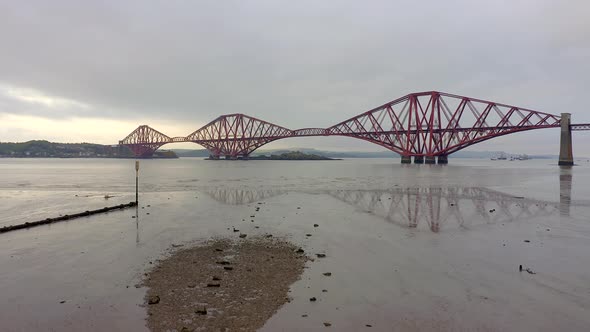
[0,140,178,158]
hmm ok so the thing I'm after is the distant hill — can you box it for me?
[0,140,178,158]
[172,148,557,159]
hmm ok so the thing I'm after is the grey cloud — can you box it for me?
[0,0,589,152]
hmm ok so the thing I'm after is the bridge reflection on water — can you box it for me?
[203,177,572,233]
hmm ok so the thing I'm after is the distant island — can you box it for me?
[246,151,338,160]
[0,140,178,158]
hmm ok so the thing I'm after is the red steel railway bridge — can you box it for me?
[119,91,590,165]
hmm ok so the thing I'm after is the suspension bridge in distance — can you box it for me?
[119,91,590,165]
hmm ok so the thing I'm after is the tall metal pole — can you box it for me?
[135,160,139,204]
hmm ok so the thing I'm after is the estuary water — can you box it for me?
[1,158,589,331]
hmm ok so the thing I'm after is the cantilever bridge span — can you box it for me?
[119,91,589,164]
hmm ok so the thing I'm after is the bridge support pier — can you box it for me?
[401,156,412,164]
[558,113,574,166]
[414,156,424,164]
[425,156,436,164]
[437,155,448,164]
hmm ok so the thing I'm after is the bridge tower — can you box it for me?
[558,113,574,166]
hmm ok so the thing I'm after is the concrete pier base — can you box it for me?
[558,113,574,166]
[425,156,436,164]
[414,156,424,164]
[437,155,448,164]
[401,156,412,164]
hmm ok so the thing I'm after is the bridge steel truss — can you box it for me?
[119,91,587,159]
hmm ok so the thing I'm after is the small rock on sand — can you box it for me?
[316,253,326,258]
[207,282,221,288]
[148,295,160,304]
[314,224,319,227]
[224,266,234,271]
[296,248,305,254]
[239,234,247,238]
[309,297,317,302]
[323,272,332,276]
[195,307,207,315]
[212,276,221,281]
[324,322,332,327]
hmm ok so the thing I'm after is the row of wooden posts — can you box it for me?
[0,161,141,234]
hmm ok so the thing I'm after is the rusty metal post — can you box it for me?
[135,160,139,204]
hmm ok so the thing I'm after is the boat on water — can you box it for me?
[491,153,508,160]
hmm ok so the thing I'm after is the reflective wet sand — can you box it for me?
[0,158,589,331]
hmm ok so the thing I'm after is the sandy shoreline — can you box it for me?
[144,237,307,332]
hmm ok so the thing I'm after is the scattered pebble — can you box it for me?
[59,300,66,304]
[323,272,332,276]
[239,234,247,238]
[195,307,207,315]
[316,253,326,258]
[524,240,530,243]
[224,266,234,271]
[309,297,317,302]
[314,224,319,227]
[207,283,221,288]
[148,295,160,304]
[324,322,332,327]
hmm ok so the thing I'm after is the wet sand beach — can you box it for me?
[144,237,307,332]
[1,158,590,331]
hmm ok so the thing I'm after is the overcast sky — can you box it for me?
[0,0,588,155]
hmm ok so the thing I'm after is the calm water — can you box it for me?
[1,158,589,331]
